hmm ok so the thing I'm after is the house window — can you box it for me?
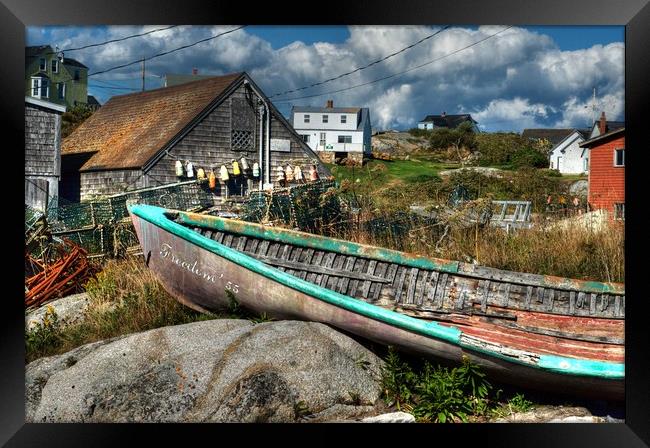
[31,78,49,98]
[39,58,46,71]
[341,115,347,124]
[583,157,589,172]
[301,134,310,143]
[51,59,58,73]
[337,135,352,144]
[614,149,625,167]
[320,132,326,147]
[322,115,328,123]
[614,203,625,220]
[57,82,66,99]
[304,114,310,123]
[74,69,80,81]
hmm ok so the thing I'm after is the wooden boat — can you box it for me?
[128,204,624,401]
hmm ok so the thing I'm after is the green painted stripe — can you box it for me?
[129,204,624,380]
[537,355,624,379]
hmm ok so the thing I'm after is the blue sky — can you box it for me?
[26,25,624,131]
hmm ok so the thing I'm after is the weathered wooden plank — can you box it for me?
[337,256,357,293]
[590,293,597,315]
[347,257,366,298]
[435,273,449,309]
[569,291,576,315]
[215,232,225,243]
[306,250,325,283]
[425,271,439,305]
[223,234,233,248]
[503,283,511,308]
[405,268,419,305]
[577,291,585,309]
[236,236,247,251]
[601,294,609,312]
[257,239,270,257]
[481,280,491,312]
[546,289,555,312]
[394,266,408,303]
[416,271,430,306]
[360,260,377,298]
[317,252,337,286]
[537,286,545,303]
[370,263,390,301]
[327,254,348,291]
[485,319,625,345]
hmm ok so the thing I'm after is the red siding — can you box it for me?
[587,135,625,214]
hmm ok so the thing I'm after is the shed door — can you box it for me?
[556,156,563,171]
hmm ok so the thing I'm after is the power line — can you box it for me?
[272,26,513,104]
[88,25,247,77]
[269,25,451,98]
[28,25,181,57]
[88,83,140,91]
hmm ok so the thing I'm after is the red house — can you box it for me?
[579,114,625,220]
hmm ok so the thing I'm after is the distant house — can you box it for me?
[25,96,66,212]
[587,112,624,139]
[579,116,625,220]
[417,113,479,132]
[522,128,590,174]
[61,72,328,202]
[291,100,372,164]
[25,45,90,109]
[87,95,102,111]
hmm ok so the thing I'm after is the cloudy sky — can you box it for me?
[26,25,624,132]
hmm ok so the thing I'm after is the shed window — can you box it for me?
[230,97,255,151]
[614,203,625,220]
[614,149,625,167]
[304,114,310,123]
[322,115,328,123]
[39,58,46,71]
[57,82,66,99]
[301,134,310,143]
[337,135,352,143]
[31,77,49,98]
[341,115,347,124]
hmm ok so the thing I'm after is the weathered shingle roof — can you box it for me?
[521,128,577,145]
[419,114,477,128]
[62,72,244,171]
[164,74,218,87]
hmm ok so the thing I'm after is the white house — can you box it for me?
[291,100,372,163]
[548,129,591,174]
[417,113,479,132]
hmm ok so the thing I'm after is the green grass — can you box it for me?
[327,159,460,187]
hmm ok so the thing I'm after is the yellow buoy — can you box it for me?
[220,165,230,181]
[208,170,217,189]
[232,161,241,176]
[197,168,206,180]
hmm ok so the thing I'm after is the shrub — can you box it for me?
[511,147,548,168]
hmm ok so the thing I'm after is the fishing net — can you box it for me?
[33,180,217,258]
[239,180,344,233]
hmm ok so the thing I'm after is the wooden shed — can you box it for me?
[25,96,66,211]
[61,72,329,203]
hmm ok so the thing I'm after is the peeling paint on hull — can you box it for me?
[129,204,624,401]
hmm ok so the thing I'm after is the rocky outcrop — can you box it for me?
[26,293,91,331]
[493,405,620,423]
[26,319,385,423]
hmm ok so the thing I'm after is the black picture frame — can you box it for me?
[5,0,648,445]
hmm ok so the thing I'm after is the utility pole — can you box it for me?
[142,57,145,92]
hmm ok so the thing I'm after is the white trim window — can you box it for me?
[301,134,310,143]
[340,115,347,124]
[39,58,46,71]
[337,135,352,143]
[583,157,589,172]
[304,114,310,123]
[57,82,66,99]
[322,114,328,123]
[614,148,625,167]
[51,59,58,73]
[319,132,326,147]
[31,77,49,98]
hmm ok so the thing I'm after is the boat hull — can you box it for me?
[130,211,624,401]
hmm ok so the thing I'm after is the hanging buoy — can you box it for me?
[232,161,241,176]
[252,162,260,178]
[240,157,249,171]
[276,165,285,182]
[208,170,217,189]
[175,160,184,177]
[294,165,303,181]
[220,165,229,181]
[309,165,319,181]
[285,164,294,182]
[197,167,206,180]
[186,161,195,178]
